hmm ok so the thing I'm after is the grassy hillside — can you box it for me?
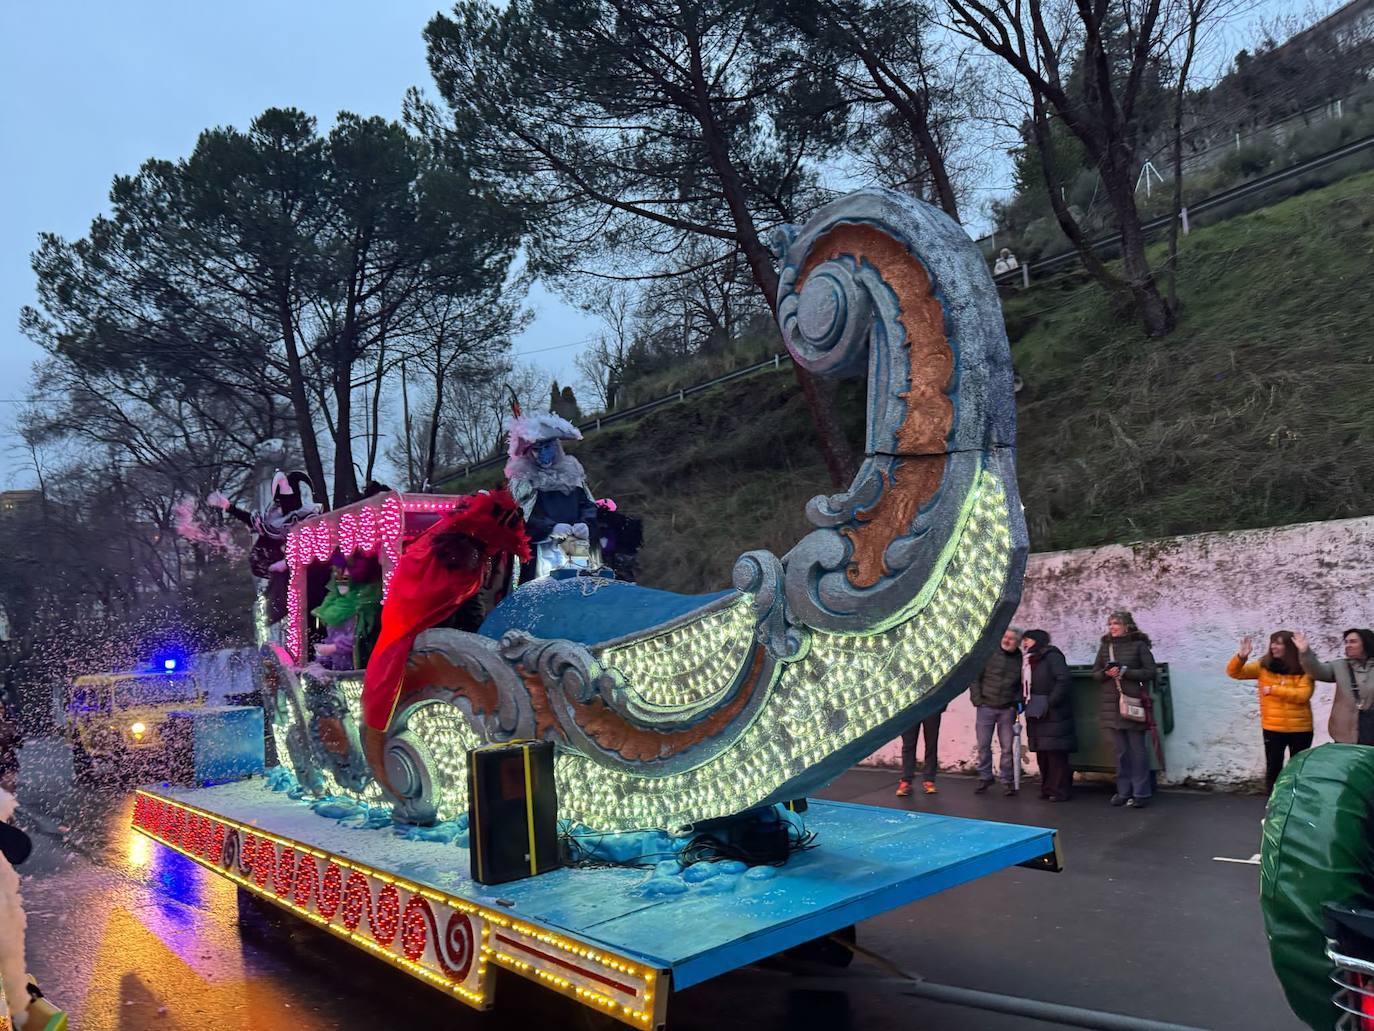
[1010,170,1373,550]
[445,172,1374,594]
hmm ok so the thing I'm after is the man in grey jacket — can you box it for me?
[1295,629,1374,745]
[970,627,1024,795]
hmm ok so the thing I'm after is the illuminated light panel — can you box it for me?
[268,710,292,778]
[600,599,758,713]
[338,511,358,556]
[550,470,1013,830]
[328,674,386,805]
[379,494,405,597]
[408,705,483,821]
[279,473,1012,835]
[129,790,663,1027]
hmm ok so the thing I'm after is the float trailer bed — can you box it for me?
[131,780,1059,1028]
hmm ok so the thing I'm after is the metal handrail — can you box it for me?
[992,133,1374,285]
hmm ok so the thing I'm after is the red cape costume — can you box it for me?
[361,490,529,731]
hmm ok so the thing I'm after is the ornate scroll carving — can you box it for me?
[732,550,808,661]
[766,189,1019,633]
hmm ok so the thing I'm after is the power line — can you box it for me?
[511,334,602,358]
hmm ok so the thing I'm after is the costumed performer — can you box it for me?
[208,470,323,625]
[505,408,599,582]
[593,497,644,583]
[312,553,384,671]
[360,489,529,734]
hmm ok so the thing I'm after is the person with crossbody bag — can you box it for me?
[1092,610,1158,809]
[1294,629,1374,746]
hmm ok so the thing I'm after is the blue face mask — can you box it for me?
[534,440,560,468]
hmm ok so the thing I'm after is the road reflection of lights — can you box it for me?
[152,846,204,910]
[84,903,301,1022]
[127,827,151,869]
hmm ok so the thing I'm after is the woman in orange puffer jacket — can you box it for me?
[1225,630,1315,793]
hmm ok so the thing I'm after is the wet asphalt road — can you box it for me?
[10,738,1300,1030]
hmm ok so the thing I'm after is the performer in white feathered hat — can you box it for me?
[504,401,600,583]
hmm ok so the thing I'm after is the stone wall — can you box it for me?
[863,515,1374,789]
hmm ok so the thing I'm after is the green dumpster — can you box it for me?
[1067,662,1173,772]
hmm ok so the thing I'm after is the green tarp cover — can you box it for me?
[1261,743,1374,1029]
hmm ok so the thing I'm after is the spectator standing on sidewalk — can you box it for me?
[1294,629,1374,745]
[1092,610,1158,809]
[1023,629,1076,802]
[1226,631,1314,793]
[896,704,947,797]
[969,627,1023,796]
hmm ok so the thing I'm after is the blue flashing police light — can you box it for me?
[163,658,178,671]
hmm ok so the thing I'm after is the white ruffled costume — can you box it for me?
[0,789,27,1029]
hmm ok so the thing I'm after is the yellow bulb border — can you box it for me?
[131,788,667,1028]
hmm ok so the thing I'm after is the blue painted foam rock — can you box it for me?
[402,820,465,844]
[265,766,298,793]
[654,860,682,877]
[642,877,689,897]
[717,860,748,875]
[682,862,719,883]
[695,875,739,895]
[564,826,680,865]
[343,806,393,830]
[312,799,363,820]
[744,865,779,881]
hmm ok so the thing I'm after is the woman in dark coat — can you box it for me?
[1022,630,1076,801]
[1091,610,1158,808]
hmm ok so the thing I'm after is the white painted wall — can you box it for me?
[863,515,1374,789]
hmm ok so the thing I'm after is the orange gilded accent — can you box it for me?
[797,223,954,588]
[534,643,768,763]
[316,715,351,756]
[378,639,769,766]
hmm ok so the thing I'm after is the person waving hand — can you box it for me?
[1226,631,1315,794]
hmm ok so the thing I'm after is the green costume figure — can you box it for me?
[312,554,383,670]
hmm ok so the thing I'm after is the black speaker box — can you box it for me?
[467,740,561,885]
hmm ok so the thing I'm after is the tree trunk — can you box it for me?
[686,35,856,488]
[1167,7,1200,313]
[1029,106,1126,299]
[1101,162,1176,336]
[424,360,444,489]
[276,285,330,509]
[1030,107,1174,334]
[860,55,961,221]
[400,357,416,489]
[332,352,358,506]
[910,114,961,222]
[365,331,387,487]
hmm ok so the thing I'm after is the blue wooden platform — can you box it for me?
[145,782,1057,992]
[590,801,1057,988]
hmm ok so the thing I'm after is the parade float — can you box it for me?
[131,188,1061,1028]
